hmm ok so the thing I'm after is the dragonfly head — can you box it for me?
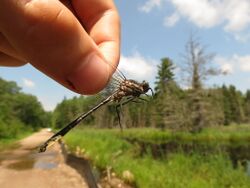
[141,81,154,96]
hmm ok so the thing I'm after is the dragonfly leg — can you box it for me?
[144,93,151,98]
[115,105,122,130]
[115,97,135,130]
[130,97,149,104]
[138,97,149,102]
[131,100,143,104]
[149,88,154,97]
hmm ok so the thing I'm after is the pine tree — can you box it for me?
[153,58,184,130]
[154,58,175,94]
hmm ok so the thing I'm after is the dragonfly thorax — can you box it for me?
[112,79,151,102]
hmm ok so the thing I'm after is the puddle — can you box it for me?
[33,151,58,169]
[7,157,34,170]
[34,160,57,169]
[1,149,59,171]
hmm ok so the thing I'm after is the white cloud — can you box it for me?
[238,56,250,72]
[140,0,250,40]
[118,52,157,82]
[164,12,180,27]
[215,56,235,74]
[22,78,35,88]
[139,0,163,13]
[170,0,220,28]
[221,63,234,74]
[169,0,250,33]
[223,0,250,32]
[215,54,250,73]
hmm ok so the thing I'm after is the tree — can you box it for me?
[222,85,232,125]
[179,35,220,132]
[180,35,219,89]
[244,90,250,122]
[221,85,245,125]
[0,77,49,137]
[13,93,49,129]
[154,58,175,94]
[228,85,245,124]
[52,95,100,129]
[153,58,184,130]
[0,77,20,95]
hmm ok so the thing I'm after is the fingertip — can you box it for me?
[99,41,120,74]
[67,53,112,95]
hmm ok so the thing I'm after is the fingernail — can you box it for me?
[67,53,109,95]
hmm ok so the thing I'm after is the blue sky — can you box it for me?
[1,0,250,111]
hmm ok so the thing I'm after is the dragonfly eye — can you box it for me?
[142,81,150,92]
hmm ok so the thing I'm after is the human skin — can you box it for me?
[0,0,120,94]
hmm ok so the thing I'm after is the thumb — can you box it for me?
[0,0,111,94]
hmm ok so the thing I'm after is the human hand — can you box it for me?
[0,0,120,94]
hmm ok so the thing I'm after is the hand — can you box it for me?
[0,0,120,94]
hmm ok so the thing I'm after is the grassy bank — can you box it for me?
[64,126,250,188]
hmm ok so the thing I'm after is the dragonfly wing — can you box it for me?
[101,70,124,97]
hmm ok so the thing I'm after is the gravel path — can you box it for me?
[0,129,89,188]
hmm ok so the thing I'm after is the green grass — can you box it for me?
[64,126,250,188]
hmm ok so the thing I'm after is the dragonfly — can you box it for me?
[38,64,153,153]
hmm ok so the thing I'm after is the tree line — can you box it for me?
[0,77,51,138]
[52,37,250,132]
[51,59,250,133]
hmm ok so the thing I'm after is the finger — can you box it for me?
[0,52,27,66]
[0,32,26,62]
[0,0,112,94]
[71,0,120,71]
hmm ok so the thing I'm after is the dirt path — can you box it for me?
[0,129,89,188]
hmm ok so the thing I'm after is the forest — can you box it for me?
[51,60,250,132]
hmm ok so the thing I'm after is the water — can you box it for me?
[0,149,58,170]
[125,138,250,176]
[32,151,59,169]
